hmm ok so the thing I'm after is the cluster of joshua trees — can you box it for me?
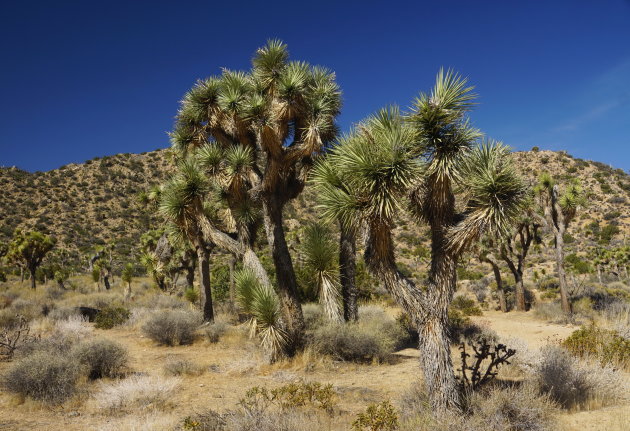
[150,39,553,411]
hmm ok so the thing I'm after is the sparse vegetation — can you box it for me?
[142,309,201,346]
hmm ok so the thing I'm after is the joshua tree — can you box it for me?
[477,242,508,312]
[536,175,586,313]
[311,160,359,321]
[313,71,526,411]
[159,158,216,322]
[170,40,341,350]
[6,229,56,289]
[300,223,343,322]
[497,213,541,311]
[121,263,134,300]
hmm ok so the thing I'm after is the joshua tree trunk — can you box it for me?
[29,266,36,289]
[554,230,572,313]
[197,246,214,323]
[504,260,525,311]
[339,225,358,321]
[596,265,603,284]
[125,282,132,301]
[102,269,111,290]
[262,197,304,352]
[492,266,507,313]
[365,222,461,412]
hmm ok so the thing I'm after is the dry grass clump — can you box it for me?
[2,351,82,403]
[97,413,179,431]
[533,345,627,410]
[142,310,201,346]
[163,357,205,376]
[94,374,180,411]
[54,314,93,340]
[308,305,406,362]
[399,383,556,431]
[533,301,580,325]
[605,301,630,339]
[73,338,128,379]
[204,321,228,343]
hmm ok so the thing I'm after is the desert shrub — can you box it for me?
[142,310,201,346]
[181,410,226,431]
[604,301,630,339]
[309,306,406,362]
[164,357,205,376]
[54,314,93,340]
[447,309,496,344]
[0,309,22,329]
[48,306,81,321]
[352,400,399,431]
[3,352,81,403]
[531,146,540,152]
[242,382,336,412]
[302,303,324,331]
[94,306,130,329]
[73,338,128,379]
[537,278,559,291]
[398,383,555,431]
[451,296,482,316]
[184,287,199,304]
[562,325,630,369]
[532,301,577,325]
[534,345,626,409]
[141,294,189,310]
[94,374,180,411]
[204,321,227,343]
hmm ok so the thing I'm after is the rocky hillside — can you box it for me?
[0,150,173,264]
[0,148,628,270]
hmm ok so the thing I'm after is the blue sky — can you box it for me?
[1,0,629,172]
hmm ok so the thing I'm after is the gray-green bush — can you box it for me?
[3,352,81,403]
[73,338,128,379]
[142,310,201,346]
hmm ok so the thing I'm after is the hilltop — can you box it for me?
[0,148,628,268]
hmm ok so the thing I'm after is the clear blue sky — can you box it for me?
[1,0,629,172]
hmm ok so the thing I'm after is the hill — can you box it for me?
[0,148,628,269]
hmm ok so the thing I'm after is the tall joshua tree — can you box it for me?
[536,175,585,313]
[170,40,341,349]
[313,71,526,411]
[311,159,359,321]
[497,209,541,311]
[7,229,56,289]
[160,158,216,322]
[477,240,508,312]
[301,223,343,322]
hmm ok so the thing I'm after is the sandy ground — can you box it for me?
[0,310,627,430]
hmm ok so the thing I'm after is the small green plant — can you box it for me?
[240,381,336,414]
[562,325,630,369]
[184,287,199,304]
[451,296,483,316]
[352,400,399,431]
[94,306,130,329]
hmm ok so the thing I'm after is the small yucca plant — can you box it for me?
[235,268,287,361]
[301,223,343,322]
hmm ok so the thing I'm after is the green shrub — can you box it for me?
[352,400,399,431]
[3,352,81,403]
[142,310,200,346]
[562,325,630,369]
[73,338,128,379]
[184,287,199,304]
[451,296,482,316]
[310,307,406,362]
[94,306,130,329]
